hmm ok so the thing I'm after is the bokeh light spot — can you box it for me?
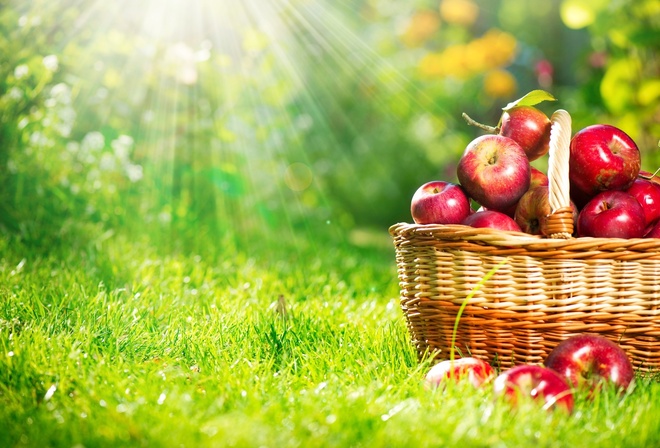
[284,162,313,192]
[560,0,596,29]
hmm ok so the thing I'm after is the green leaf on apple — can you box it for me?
[502,89,557,111]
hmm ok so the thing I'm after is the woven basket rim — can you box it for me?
[390,222,660,254]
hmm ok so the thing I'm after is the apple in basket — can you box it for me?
[569,124,641,207]
[625,178,660,228]
[544,334,635,392]
[493,364,574,413]
[529,166,549,190]
[576,190,646,238]
[499,106,551,161]
[457,135,531,212]
[462,210,522,232]
[646,220,660,238]
[514,185,578,236]
[491,166,550,218]
[425,357,495,389]
[410,181,472,225]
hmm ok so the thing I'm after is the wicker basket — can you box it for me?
[390,110,660,371]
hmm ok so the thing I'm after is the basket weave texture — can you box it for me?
[390,111,660,371]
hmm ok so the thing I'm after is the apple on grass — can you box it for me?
[493,365,574,413]
[514,186,578,236]
[500,106,551,161]
[425,357,495,389]
[625,178,660,228]
[410,181,471,225]
[544,334,635,393]
[569,124,641,201]
[462,210,522,232]
[577,191,646,239]
[456,135,531,212]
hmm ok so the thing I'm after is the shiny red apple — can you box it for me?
[425,357,495,389]
[410,181,471,225]
[569,124,641,204]
[496,166,550,217]
[625,178,660,227]
[646,220,660,238]
[456,135,531,212]
[500,106,551,161]
[462,210,522,232]
[577,190,646,238]
[529,166,549,190]
[493,365,574,413]
[514,186,578,236]
[544,334,635,392]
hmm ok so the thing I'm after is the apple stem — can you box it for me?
[639,167,660,179]
[461,113,499,133]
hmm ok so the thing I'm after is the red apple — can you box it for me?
[529,166,549,190]
[500,106,551,161]
[577,190,646,238]
[410,181,471,225]
[514,186,578,236]
[462,210,522,232]
[646,220,660,238]
[544,334,635,392]
[457,135,531,212]
[425,357,495,389]
[496,167,550,218]
[569,124,641,200]
[625,178,660,227]
[493,365,574,413]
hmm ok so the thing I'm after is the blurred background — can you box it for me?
[0,0,658,257]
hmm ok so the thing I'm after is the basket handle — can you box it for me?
[545,109,574,239]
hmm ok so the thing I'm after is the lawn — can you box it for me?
[1,231,660,448]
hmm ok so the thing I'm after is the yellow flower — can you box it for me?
[464,38,490,73]
[441,45,471,79]
[401,10,441,47]
[483,69,517,98]
[481,29,518,68]
[419,52,446,77]
[440,0,479,26]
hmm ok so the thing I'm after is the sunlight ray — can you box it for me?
[8,0,445,250]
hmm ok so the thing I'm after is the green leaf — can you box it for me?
[502,89,557,111]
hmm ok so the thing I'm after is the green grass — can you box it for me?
[1,232,660,448]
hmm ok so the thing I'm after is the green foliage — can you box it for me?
[573,0,659,165]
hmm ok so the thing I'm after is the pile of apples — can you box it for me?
[425,334,635,413]
[410,90,660,239]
